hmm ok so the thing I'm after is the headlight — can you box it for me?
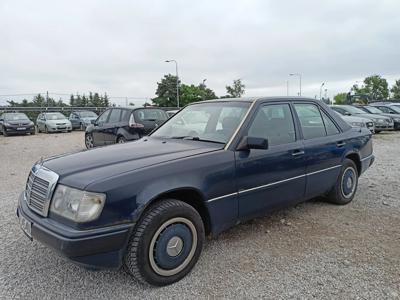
[3,122,10,126]
[350,122,365,127]
[50,184,106,222]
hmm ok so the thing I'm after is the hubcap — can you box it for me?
[341,167,357,198]
[86,135,93,148]
[166,236,184,257]
[149,217,197,277]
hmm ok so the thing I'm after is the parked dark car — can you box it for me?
[69,110,98,130]
[353,105,400,130]
[0,112,35,136]
[17,97,374,286]
[84,107,168,148]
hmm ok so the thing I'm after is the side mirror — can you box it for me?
[91,120,96,125]
[237,136,269,151]
[344,112,351,116]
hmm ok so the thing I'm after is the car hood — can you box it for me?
[341,115,371,123]
[46,119,71,125]
[379,113,400,119]
[43,137,223,189]
[4,120,32,125]
[354,113,390,121]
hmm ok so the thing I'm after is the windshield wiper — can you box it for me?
[169,136,224,144]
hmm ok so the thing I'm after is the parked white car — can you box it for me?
[36,112,72,133]
[339,114,375,133]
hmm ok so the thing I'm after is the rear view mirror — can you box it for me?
[237,136,269,151]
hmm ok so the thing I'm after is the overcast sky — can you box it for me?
[1,0,399,106]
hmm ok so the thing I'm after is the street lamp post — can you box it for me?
[165,60,179,108]
[289,73,302,96]
[319,82,325,100]
[201,79,207,100]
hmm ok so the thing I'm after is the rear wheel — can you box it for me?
[3,128,8,136]
[124,199,205,286]
[85,134,94,149]
[44,126,48,134]
[326,159,358,205]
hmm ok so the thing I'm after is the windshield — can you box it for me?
[134,109,168,122]
[342,106,367,114]
[45,113,67,120]
[151,101,250,144]
[4,113,29,121]
[78,111,97,118]
[365,106,383,114]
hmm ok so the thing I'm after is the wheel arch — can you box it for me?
[344,152,361,175]
[140,188,212,236]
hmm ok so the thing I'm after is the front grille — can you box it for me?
[25,165,59,216]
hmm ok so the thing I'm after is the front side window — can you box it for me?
[294,104,326,139]
[247,104,296,146]
[97,109,111,124]
[151,102,250,144]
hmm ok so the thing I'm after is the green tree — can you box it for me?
[180,84,204,106]
[352,75,389,102]
[390,79,400,99]
[225,79,245,98]
[70,94,75,106]
[152,74,181,107]
[103,93,110,107]
[333,93,348,104]
[199,82,217,100]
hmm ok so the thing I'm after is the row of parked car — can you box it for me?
[330,102,400,133]
[0,110,98,136]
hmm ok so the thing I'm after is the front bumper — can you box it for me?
[4,125,35,134]
[47,126,72,132]
[17,192,134,269]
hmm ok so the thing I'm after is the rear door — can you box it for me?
[293,103,345,198]
[69,113,79,129]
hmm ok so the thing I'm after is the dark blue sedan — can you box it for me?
[17,97,374,286]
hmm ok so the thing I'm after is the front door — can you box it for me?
[103,108,122,144]
[236,103,306,219]
[293,103,345,198]
[92,109,111,146]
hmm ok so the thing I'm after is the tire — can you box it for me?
[375,130,381,134]
[31,129,36,135]
[85,134,94,149]
[117,136,126,144]
[44,126,48,134]
[124,199,205,286]
[3,128,8,136]
[326,159,358,205]
[80,123,84,131]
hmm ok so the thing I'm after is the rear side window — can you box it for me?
[248,104,296,146]
[321,110,340,135]
[121,110,131,122]
[134,109,168,122]
[108,109,122,123]
[294,104,326,139]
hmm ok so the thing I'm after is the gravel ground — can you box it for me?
[0,131,399,299]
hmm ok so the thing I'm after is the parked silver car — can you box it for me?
[330,105,393,133]
[338,114,375,133]
[36,112,72,133]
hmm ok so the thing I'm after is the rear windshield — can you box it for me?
[134,109,168,122]
[4,113,29,121]
[78,111,97,118]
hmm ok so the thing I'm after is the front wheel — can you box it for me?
[326,159,358,205]
[117,136,126,144]
[124,199,205,286]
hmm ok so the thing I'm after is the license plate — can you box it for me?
[17,127,26,130]
[19,214,32,238]
[58,127,66,130]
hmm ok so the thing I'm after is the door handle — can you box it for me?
[337,141,346,147]
[292,149,305,156]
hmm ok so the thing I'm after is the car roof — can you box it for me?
[194,96,324,105]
